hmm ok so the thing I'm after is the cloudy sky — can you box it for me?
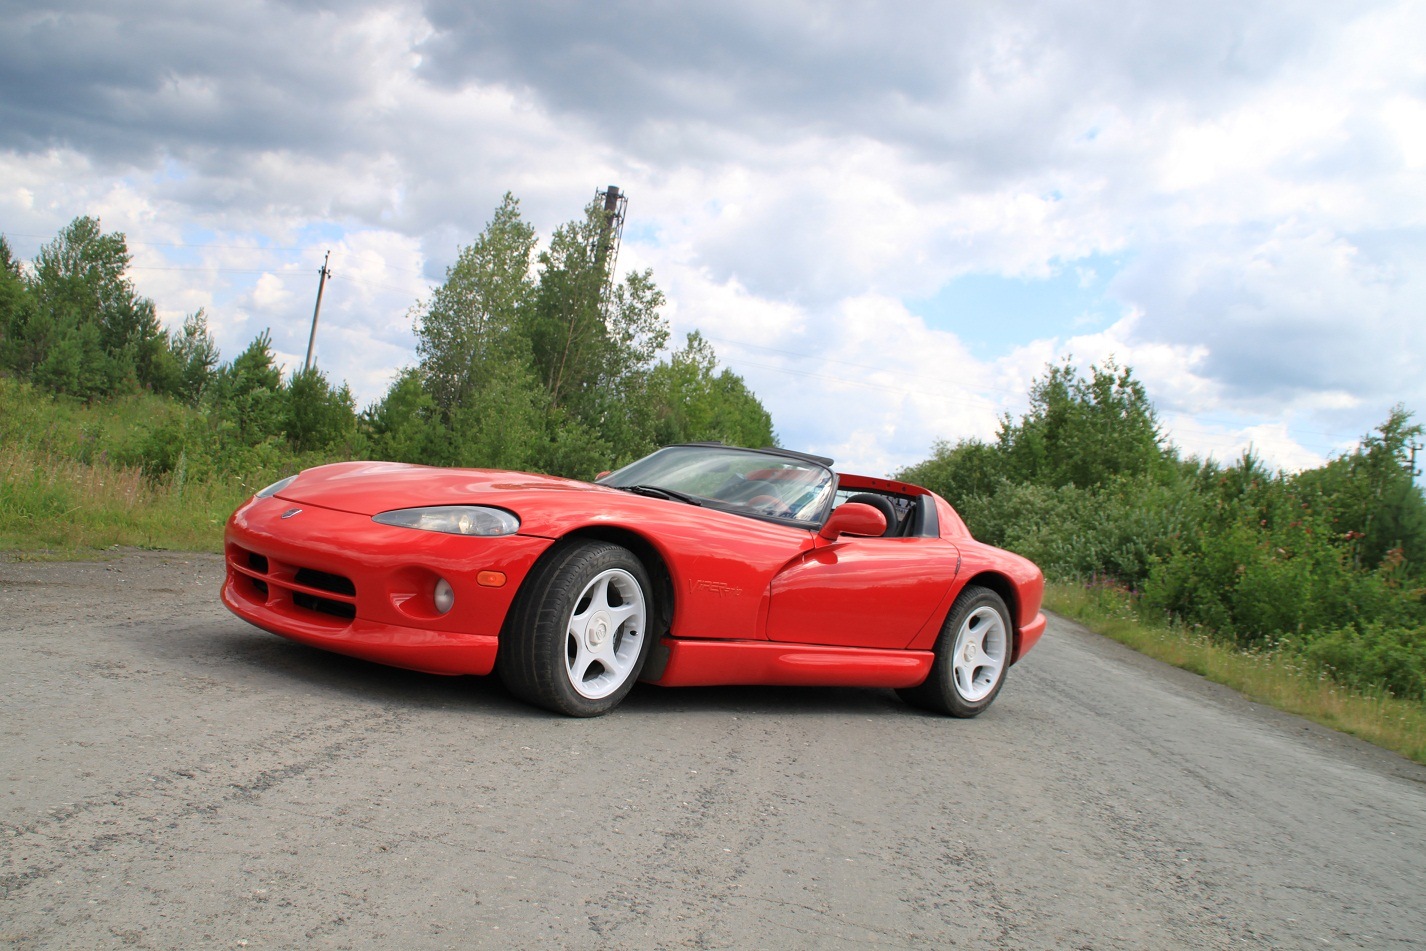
[3,1,1423,476]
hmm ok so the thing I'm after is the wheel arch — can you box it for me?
[522,527,676,639]
[959,570,1022,663]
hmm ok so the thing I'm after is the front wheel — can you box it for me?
[498,541,653,717]
[897,585,1012,717]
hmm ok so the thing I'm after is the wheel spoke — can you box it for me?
[571,577,614,623]
[593,634,634,677]
[606,602,640,631]
[566,632,599,684]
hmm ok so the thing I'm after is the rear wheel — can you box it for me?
[498,540,653,717]
[898,585,1011,717]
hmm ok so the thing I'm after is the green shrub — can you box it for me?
[1303,622,1426,701]
[958,472,1207,590]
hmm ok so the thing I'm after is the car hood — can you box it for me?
[270,461,610,517]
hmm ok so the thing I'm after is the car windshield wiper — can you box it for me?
[618,484,703,506]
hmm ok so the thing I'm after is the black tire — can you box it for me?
[497,540,654,717]
[898,585,1012,717]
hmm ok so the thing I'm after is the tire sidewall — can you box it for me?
[898,585,1012,717]
[503,541,654,717]
[940,587,1011,716]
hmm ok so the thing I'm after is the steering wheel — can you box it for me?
[747,494,793,518]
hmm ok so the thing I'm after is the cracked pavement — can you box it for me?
[3,550,1425,949]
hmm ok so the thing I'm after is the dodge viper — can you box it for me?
[222,443,1045,717]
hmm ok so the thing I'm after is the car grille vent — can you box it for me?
[229,545,357,622]
[247,553,269,595]
[292,591,357,619]
[294,568,356,597]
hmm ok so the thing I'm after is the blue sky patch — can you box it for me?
[908,253,1128,358]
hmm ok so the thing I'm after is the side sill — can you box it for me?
[645,638,932,689]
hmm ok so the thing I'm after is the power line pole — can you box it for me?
[303,250,332,373]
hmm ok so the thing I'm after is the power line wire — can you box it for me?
[4,232,431,276]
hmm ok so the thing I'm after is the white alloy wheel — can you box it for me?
[497,540,656,717]
[951,604,1008,702]
[895,585,1013,717]
[564,566,647,700]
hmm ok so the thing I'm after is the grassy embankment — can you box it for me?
[0,378,298,554]
[3,378,1423,764]
[0,441,242,553]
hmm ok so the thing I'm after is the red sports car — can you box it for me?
[222,443,1045,717]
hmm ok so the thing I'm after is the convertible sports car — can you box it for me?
[222,443,1045,717]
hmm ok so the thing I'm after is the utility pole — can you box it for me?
[303,250,332,373]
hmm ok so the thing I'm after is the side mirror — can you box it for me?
[594,470,611,481]
[818,502,887,540]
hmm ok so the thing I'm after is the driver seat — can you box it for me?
[843,493,898,537]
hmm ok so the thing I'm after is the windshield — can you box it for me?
[600,445,836,526]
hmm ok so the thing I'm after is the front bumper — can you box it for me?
[221,495,552,676]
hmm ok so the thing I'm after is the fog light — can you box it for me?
[433,578,455,614]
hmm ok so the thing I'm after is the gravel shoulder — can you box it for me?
[3,550,1425,950]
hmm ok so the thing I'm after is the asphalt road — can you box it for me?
[2,550,1425,950]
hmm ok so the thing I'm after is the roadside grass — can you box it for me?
[1046,580,1426,766]
[0,378,312,557]
[0,443,245,555]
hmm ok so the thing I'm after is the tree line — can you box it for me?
[897,361,1426,701]
[0,195,775,481]
[7,205,1420,701]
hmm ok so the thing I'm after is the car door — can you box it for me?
[762,531,960,649]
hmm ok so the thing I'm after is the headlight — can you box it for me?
[256,475,298,498]
[372,506,520,536]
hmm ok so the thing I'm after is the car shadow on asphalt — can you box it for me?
[194,621,923,720]
[182,621,538,717]
[622,682,915,718]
